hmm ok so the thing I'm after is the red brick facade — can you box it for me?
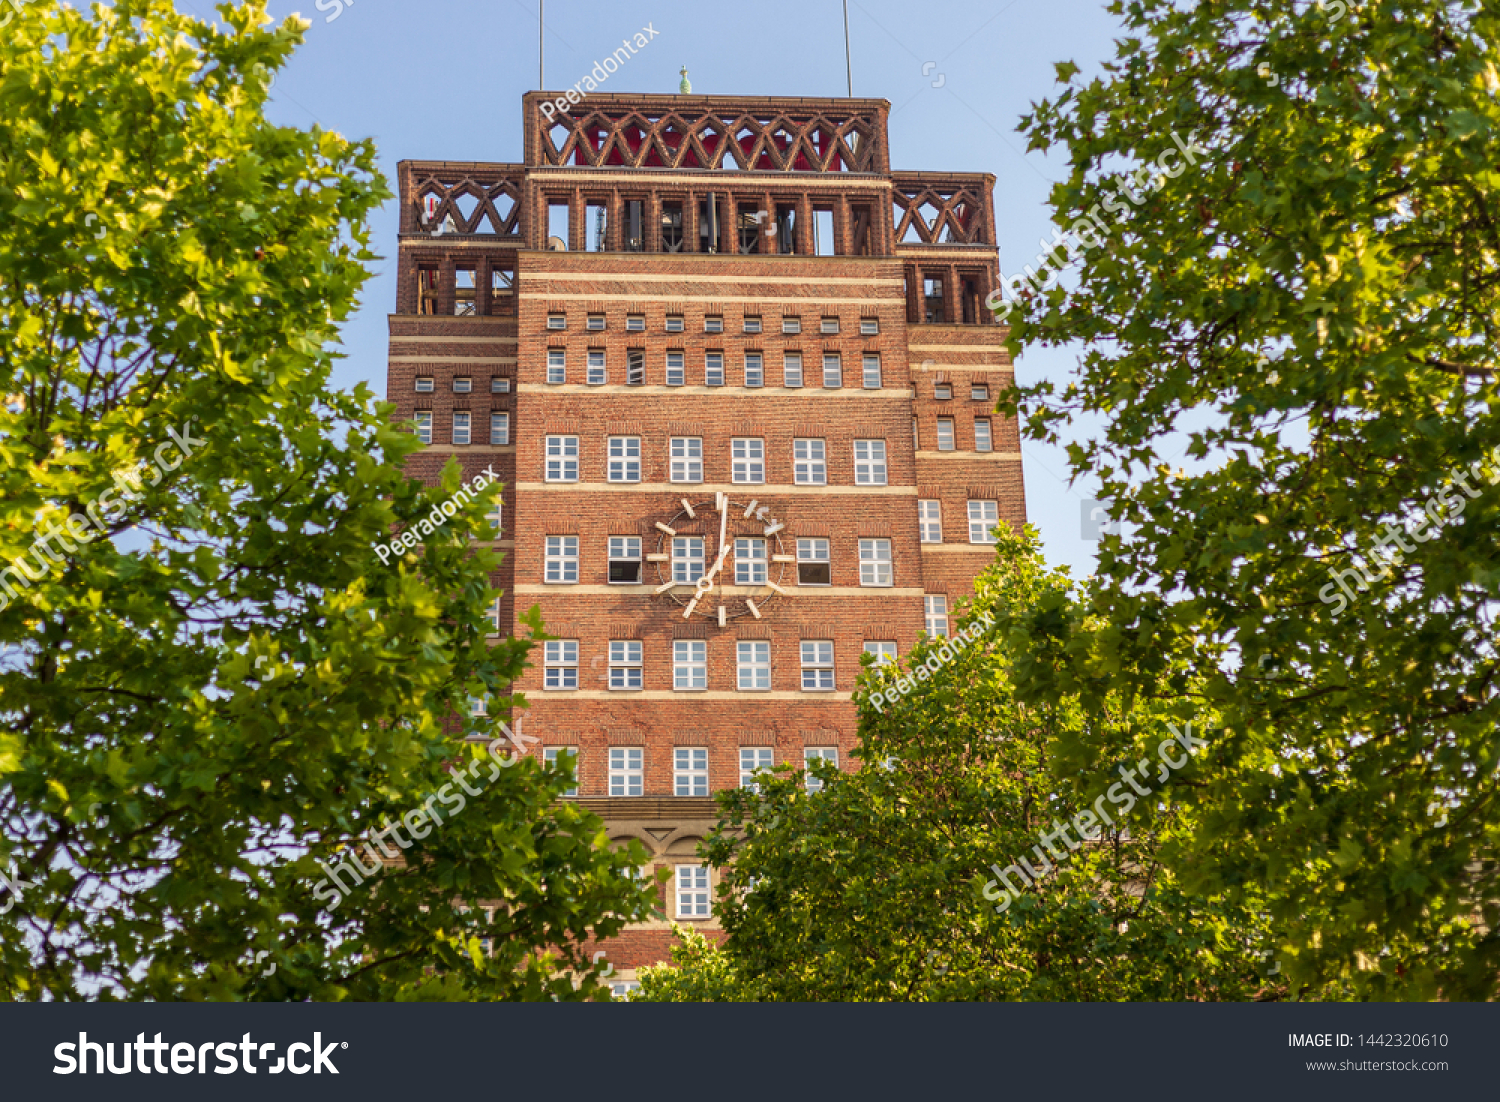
[387,93,1023,990]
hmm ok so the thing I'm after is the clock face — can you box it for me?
[649,492,792,624]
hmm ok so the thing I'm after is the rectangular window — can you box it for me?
[452,412,471,446]
[490,412,510,445]
[670,437,703,483]
[674,639,707,690]
[544,435,578,482]
[860,317,880,335]
[675,864,711,918]
[864,641,898,666]
[793,439,826,485]
[486,597,501,633]
[862,354,882,389]
[744,316,762,334]
[971,383,990,401]
[626,314,645,332]
[414,376,434,393]
[782,316,801,335]
[705,352,724,387]
[609,640,643,691]
[934,382,953,400]
[801,640,835,691]
[820,316,840,335]
[453,377,472,393]
[544,640,578,690]
[547,313,566,330]
[968,500,1000,544]
[585,350,606,386]
[704,316,723,334]
[740,747,773,791]
[490,376,511,394]
[666,351,685,387]
[936,418,956,451]
[586,313,605,331]
[734,538,768,585]
[783,353,803,388]
[672,537,705,584]
[974,419,993,452]
[547,349,566,384]
[744,353,763,388]
[485,500,504,538]
[414,412,432,445]
[923,276,945,323]
[675,748,709,795]
[797,538,830,586]
[731,438,765,484]
[609,747,643,797]
[853,440,887,485]
[607,436,641,482]
[804,746,838,793]
[544,746,579,798]
[813,209,836,256]
[859,538,893,587]
[822,354,842,388]
[925,594,949,638]
[737,640,771,690]
[608,536,642,584]
[545,535,579,584]
[665,314,684,333]
[918,499,942,543]
[627,350,645,386]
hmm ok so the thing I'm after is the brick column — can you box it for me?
[685,189,699,254]
[796,193,813,255]
[569,191,585,253]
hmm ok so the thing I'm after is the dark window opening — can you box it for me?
[661,202,684,252]
[923,276,945,323]
[961,276,980,324]
[698,194,721,254]
[776,205,796,255]
[738,206,763,254]
[416,266,439,315]
[624,200,645,252]
[798,561,831,585]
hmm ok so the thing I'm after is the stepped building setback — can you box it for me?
[386,91,1024,992]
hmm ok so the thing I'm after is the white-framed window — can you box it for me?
[783,352,803,388]
[859,538,893,587]
[665,314,685,333]
[673,640,707,690]
[864,641,898,666]
[414,412,432,445]
[485,500,504,537]
[490,412,510,445]
[936,418,956,451]
[804,746,838,793]
[609,640,643,690]
[782,316,801,334]
[609,747,643,796]
[587,350,607,386]
[862,354,882,389]
[793,438,826,485]
[853,439,887,485]
[796,538,830,586]
[547,313,566,330]
[468,695,488,716]
[491,376,511,394]
[800,640,835,691]
[822,353,842,388]
[918,499,942,543]
[626,350,645,386]
[547,349,566,384]
[608,536,641,584]
[485,597,501,633]
[544,640,578,690]
[607,436,641,482]
[666,351,685,387]
[674,747,709,795]
[737,639,771,690]
[414,376,434,393]
[971,383,989,401]
[820,316,840,335]
[934,382,952,400]
[974,419,993,452]
[744,353,763,388]
[704,315,723,334]
[670,437,703,482]
[610,982,643,1000]
[453,376,472,393]
[740,747,773,790]
[968,499,1000,544]
[545,535,578,584]
[924,594,949,638]
[672,537,705,584]
[626,314,645,331]
[731,438,765,484]
[860,317,879,335]
[744,316,762,334]
[544,746,578,797]
[734,538,768,585]
[705,352,724,387]
[452,412,471,445]
[544,435,579,482]
[675,864,711,918]
[586,313,605,331]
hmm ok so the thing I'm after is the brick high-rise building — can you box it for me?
[387,91,1023,992]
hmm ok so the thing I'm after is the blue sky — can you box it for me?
[203,0,1128,579]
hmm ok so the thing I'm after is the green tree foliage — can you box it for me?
[999,0,1500,998]
[0,1,653,1000]
[640,530,1284,1001]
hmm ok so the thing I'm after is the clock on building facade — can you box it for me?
[648,492,793,625]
